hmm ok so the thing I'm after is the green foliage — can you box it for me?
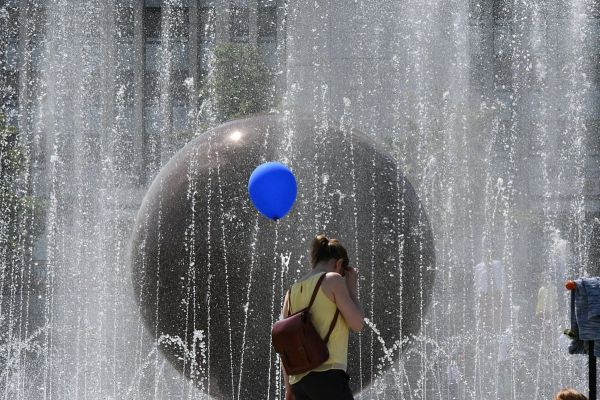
[170,129,196,143]
[0,113,44,253]
[204,42,274,123]
[0,114,47,385]
[0,116,25,182]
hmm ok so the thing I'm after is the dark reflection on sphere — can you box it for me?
[129,113,435,398]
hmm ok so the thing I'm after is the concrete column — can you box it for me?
[101,0,116,161]
[249,0,258,45]
[189,0,199,121]
[275,0,286,96]
[215,0,230,43]
[158,2,174,168]
[133,0,145,185]
[17,0,31,148]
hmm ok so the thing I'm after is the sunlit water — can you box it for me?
[0,0,597,399]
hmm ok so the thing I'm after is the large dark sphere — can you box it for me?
[129,113,435,399]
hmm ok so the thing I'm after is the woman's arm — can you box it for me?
[282,361,294,400]
[280,292,295,400]
[328,268,364,332]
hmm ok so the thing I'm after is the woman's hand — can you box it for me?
[328,267,364,332]
[345,266,358,294]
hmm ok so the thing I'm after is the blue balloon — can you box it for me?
[248,162,297,220]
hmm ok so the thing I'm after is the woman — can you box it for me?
[281,235,364,400]
[553,388,588,400]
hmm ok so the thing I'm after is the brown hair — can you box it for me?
[554,388,588,400]
[310,234,349,268]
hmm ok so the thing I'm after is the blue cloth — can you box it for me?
[583,277,600,320]
[568,290,588,355]
[570,277,600,357]
[574,277,600,340]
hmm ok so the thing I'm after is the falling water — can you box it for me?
[0,0,598,399]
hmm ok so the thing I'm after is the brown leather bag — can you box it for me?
[271,273,340,376]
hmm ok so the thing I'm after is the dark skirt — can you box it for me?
[291,369,354,400]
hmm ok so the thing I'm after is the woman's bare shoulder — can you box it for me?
[323,272,344,287]
[296,271,320,282]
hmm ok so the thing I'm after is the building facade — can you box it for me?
[0,0,285,183]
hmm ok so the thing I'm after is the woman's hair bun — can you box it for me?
[311,234,330,266]
[310,234,348,268]
[317,234,329,247]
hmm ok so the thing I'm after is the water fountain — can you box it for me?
[129,113,435,398]
[0,0,598,399]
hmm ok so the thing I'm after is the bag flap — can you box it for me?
[271,311,309,351]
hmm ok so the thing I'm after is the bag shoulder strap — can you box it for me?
[307,273,327,310]
[324,309,339,343]
[288,273,327,315]
[288,272,339,341]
